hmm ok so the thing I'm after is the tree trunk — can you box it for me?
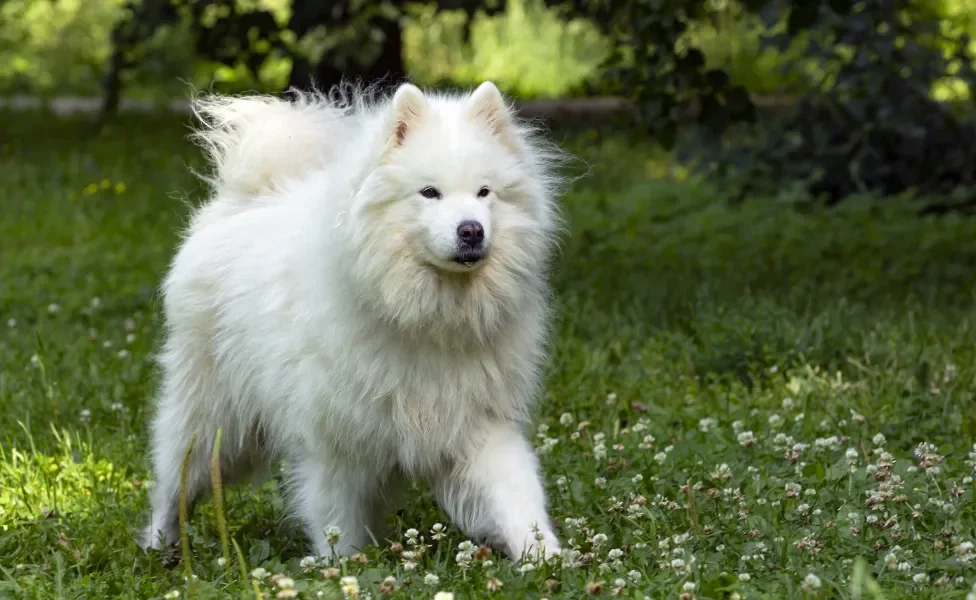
[361,15,405,87]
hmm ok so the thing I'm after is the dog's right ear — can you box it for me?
[388,83,428,148]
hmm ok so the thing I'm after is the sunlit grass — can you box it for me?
[1,112,975,598]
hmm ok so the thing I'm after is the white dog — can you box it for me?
[140,80,566,562]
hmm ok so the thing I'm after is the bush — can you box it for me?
[693,0,976,210]
[0,0,126,96]
[403,0,609,98]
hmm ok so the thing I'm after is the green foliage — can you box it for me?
[681,1,821,95]
[404,0,609,97]
[2,113,976,598]
[596,0,759,147]
[0,0,126,96]
[703,0,976,208]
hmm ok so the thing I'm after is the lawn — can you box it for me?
[1,112,975,600]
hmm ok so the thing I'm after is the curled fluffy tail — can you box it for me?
[189,90,347,199]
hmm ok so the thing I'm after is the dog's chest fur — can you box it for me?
[296,318,541,475]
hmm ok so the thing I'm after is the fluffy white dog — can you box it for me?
[140,80,566,562]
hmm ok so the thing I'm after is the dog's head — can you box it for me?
[347,82,564,341]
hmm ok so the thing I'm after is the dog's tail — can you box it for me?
[188,90,346,199]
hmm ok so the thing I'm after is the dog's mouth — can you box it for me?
[451,248,487,267]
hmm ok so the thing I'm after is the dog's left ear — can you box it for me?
[468,81,518,150]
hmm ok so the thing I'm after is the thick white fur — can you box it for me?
[140,81,567,562]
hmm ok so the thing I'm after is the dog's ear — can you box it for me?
[468,81,518,150]
[389,83,428,147]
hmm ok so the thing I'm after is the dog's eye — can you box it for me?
[419,186,441,199]
[477,186,491,198]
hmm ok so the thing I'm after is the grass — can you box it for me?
[1,112,976,600]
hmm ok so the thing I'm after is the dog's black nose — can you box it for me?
[457,221,484,247]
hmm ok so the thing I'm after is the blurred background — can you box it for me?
[4,0,976,207]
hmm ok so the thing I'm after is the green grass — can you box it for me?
[1,113,976,600]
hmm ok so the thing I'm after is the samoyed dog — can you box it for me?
[140,81,566,562]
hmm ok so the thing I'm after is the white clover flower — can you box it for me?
[797,503,810,514]
[591,533,608,547]
[737,431,758,447]
[608,548,624,559]
[276,577,295,589]
[628,570,642,583]
[682,582,696,592]
[768,414,784,428]
[711,463,733,480]
[519,562,536,573]
[955,541,975,564]
[560,412,574,426]
[699,417,718,432]
[845,448,858,462]
[782,397,794,410]
[594,477,607,488]
[732,420,745,433]
[897,562,911,572]
[913,573,929,584]
[79,409,92,423]
[48,303,61,314]
[6,318,16,328]
[339,576,360,598]
[873,433,886,445]
[654,452,668,464]
[251,567,269,579]
[326,526,342,545]
[738,573,751,582]
[300,555,317,571]
[594,443,607,460]
[405,528,419,539]
[670,558,686,569]
[802,573,822,590]
[163,591,180,600]
[431,523,446,540]
[424,573,440,586]
[433,592,454,600]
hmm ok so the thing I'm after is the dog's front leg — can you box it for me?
[434,421,560,562]
[294,454,377,559]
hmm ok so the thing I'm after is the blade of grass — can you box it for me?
[179,432,198,594]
